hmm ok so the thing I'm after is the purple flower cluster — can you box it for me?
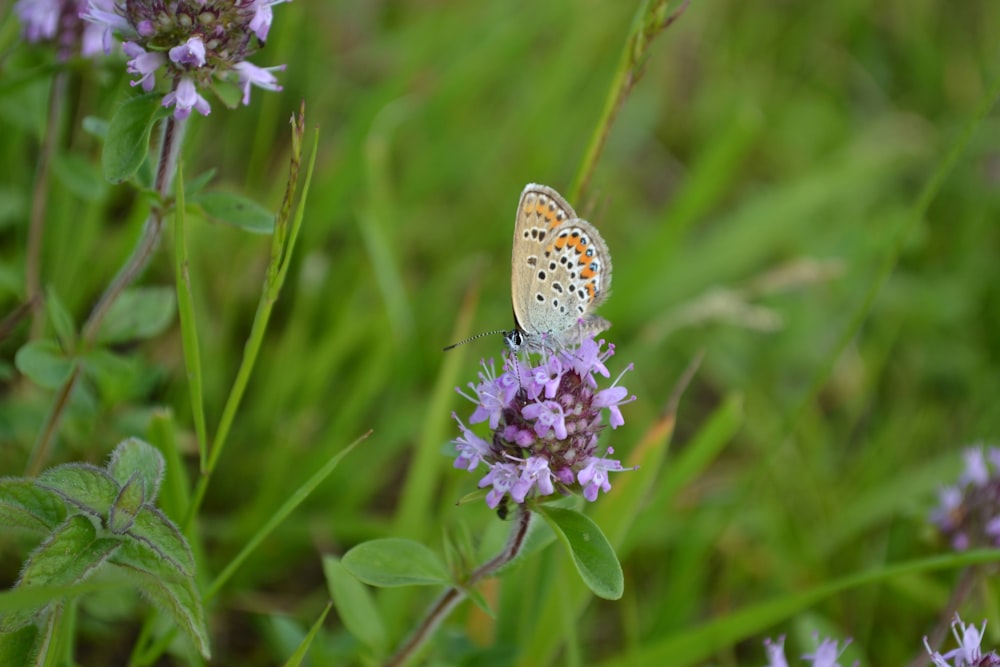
[14,0,112,58]
[925,616,1000,667]
[763,635,854,667]
[760,615,1000,667]
[452,336,635,509]
[81,0,287,119]
[930,446,1000,551]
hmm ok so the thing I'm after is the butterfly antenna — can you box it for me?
[442,329,507,352]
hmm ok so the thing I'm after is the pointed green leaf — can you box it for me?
[537,506,623,600]
[195,191,275,234]
[108,474,144,535]
[112,548,210,659]
[323,556,387,652]
[44,288,76,350]
[107,437,164,503]
[37,464,119,519]
[0,479,67,532]
[122,506,195,578]
[3,516,120,630]
[282,601,332,667]
[341,538,451,588]
[103,93,165,184]
[94,286,175,345]
[14,340,73,390]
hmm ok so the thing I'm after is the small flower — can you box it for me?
[479,463,520,510]
[232,61,286,105]
[248,0,289,42]
[762,636,788,667]
[577,452,625,502]
[924,615,1000,666]
[168,36,207,68]
[452,413,490,472]
[123,42,165,91]
[162,78,211,120]
[929,444,1000,551]
[16,0,119,58]
[81,0,286,118]
[802,636,851,667]
[522,400,567,440]
[453,335,635,508]
[511,456,555,503]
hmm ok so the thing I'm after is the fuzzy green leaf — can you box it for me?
[103,93,165,184]
[0,480,67,533]
[107,437,164,503]
[0,622,40,666]
[195,191,275,234]
[537,506,623,600]
[109,474,144,535]
[94,286,176,345]
[341,538,451,588]
[2,515,120,630]
[123,506,195,578]
[323,556,387,652]
[37,464,119,519]
[112,542,210,658]
[14,339,73,389]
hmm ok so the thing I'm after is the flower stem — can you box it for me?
[24,112,187,477]
[569,0,689,205]
[26,71,69,339]
[383,508,535,667]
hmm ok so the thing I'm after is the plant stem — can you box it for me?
[26,71,69,339]
[569,0,689,204]
[25,110,187,476]
[383,508,535,667]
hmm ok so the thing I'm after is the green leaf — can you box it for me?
[122,507,195,578]
[107,437,164,504]
[108,474,144,535]
[103,93,165,184]
[112,544,210,659]
[195,191,275,234]
[185,167,217,196]
[0,623,40,666]
[45,288,76,350]
[51,152,108,202]
[0,480,67,533]
[341,538,451,588]
[14,340,73,390]
[3,516,120,630]
[323,556,387,652]
[37,464,120,519]
[537,506,623,600]
[94,286,175,345]
[281,601,332,667]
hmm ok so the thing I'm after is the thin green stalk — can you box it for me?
[183,106,316,531]
[26,70,69,339]
[383,508,537,667]
[569,0,689,204]
[205,430,369,600]
[25,111,188,476]
[173,162,208,471]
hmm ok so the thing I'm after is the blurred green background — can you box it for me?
[2,0,1000,664]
